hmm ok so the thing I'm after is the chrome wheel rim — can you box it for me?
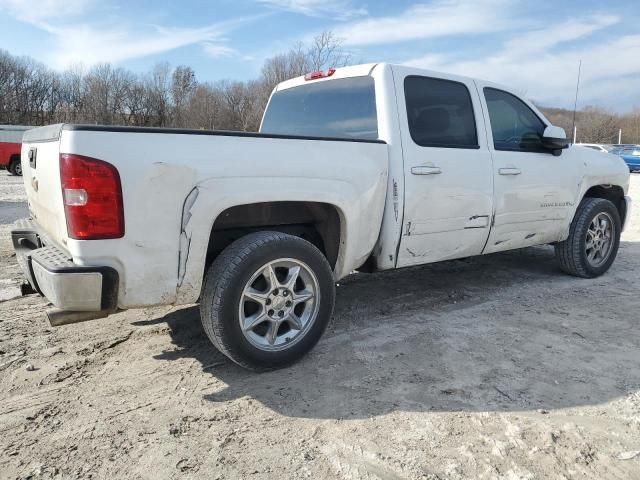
[585,212,615,267]
[14,163,22,175]
[239,258,320,352]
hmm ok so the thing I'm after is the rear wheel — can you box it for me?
[555,197,621,278]
[200,231,335,370]
[8,157,22,176]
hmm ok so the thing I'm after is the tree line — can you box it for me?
[0,31,348,132]
[1,32,639,144]
[542,106,640,145]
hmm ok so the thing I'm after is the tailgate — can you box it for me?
[21,124,69,246]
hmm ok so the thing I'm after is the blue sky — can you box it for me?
[1,0,639,111]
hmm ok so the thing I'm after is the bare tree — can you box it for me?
[261,30,351,95]
[185,83,225,130]
[221,80,263,132]
[577,106,619,144]
[171,66,197,127]
[146,62,172,126]
[56,65,86,123]
[261,42,308,90]
[82,64,134,124]
[619,107,640,144]
[307,30,351,71]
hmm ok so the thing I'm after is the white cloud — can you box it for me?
[334,0,515,46]
[0,0,255,68]
[47,23,242,67]
[202,43,237,59]
[0,0,93,24]
[257,0,367,20]
[402,15,640,110]
[502,14,619,54]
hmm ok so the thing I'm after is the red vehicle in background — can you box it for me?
[0,125,33,176]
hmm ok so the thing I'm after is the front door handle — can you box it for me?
[499,167,521,176]
[411,166,442,175]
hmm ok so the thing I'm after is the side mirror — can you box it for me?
[542,126,569,155]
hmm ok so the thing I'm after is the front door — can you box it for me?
[393,66,494,267]
[476,84,581,254]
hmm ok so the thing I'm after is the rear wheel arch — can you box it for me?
[204,201,345,278]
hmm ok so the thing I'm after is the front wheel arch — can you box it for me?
[581,184,626,228]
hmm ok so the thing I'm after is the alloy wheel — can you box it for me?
[238,258,320,351]
[585,212,615,267]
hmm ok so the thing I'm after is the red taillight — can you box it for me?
[60,153,124,240]
[304,67,336,81]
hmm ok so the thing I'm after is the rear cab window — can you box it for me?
[404,76,479,149]
[261,76,378,140]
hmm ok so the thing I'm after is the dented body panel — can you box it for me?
[21,126,388,308]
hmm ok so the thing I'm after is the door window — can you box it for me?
[484,88,546,152]
[404,76,478,149]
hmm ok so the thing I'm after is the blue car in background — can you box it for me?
[610,145,640,172]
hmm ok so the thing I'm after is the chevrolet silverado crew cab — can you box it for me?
[12,63,631,370]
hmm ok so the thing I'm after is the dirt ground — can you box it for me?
[1,169,639,480]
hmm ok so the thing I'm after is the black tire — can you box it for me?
[200,231,335,371]
[8,157,22,176]
[555,197,621,278]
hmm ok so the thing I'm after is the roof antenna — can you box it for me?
[571,59,582,144]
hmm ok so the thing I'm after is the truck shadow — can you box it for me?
[152,243,640,419]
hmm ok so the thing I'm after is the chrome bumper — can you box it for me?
[11,219,118,313]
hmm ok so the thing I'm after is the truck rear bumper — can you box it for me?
[11,219,119,314]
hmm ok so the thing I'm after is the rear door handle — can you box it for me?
[411,166,442,175]
[499,167,521,176]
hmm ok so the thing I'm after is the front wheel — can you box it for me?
[200,231,335,370]
[555,197,621,278]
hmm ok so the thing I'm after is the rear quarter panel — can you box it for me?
[61,129,388,308]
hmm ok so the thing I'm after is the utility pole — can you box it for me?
[618,129,622,144]
[571,59,582,144]
[573,125,577,144]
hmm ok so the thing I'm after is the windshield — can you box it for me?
[612,147,640,156]
[261,76,378,140]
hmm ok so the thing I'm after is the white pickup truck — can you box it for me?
[12,63,631,370]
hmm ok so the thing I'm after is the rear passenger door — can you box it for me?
[477,84,581,253]
[392,66,494,267]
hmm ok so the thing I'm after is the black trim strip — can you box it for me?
[414,143,481,150]
[62,124,387,144]
[494,147,552,154]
